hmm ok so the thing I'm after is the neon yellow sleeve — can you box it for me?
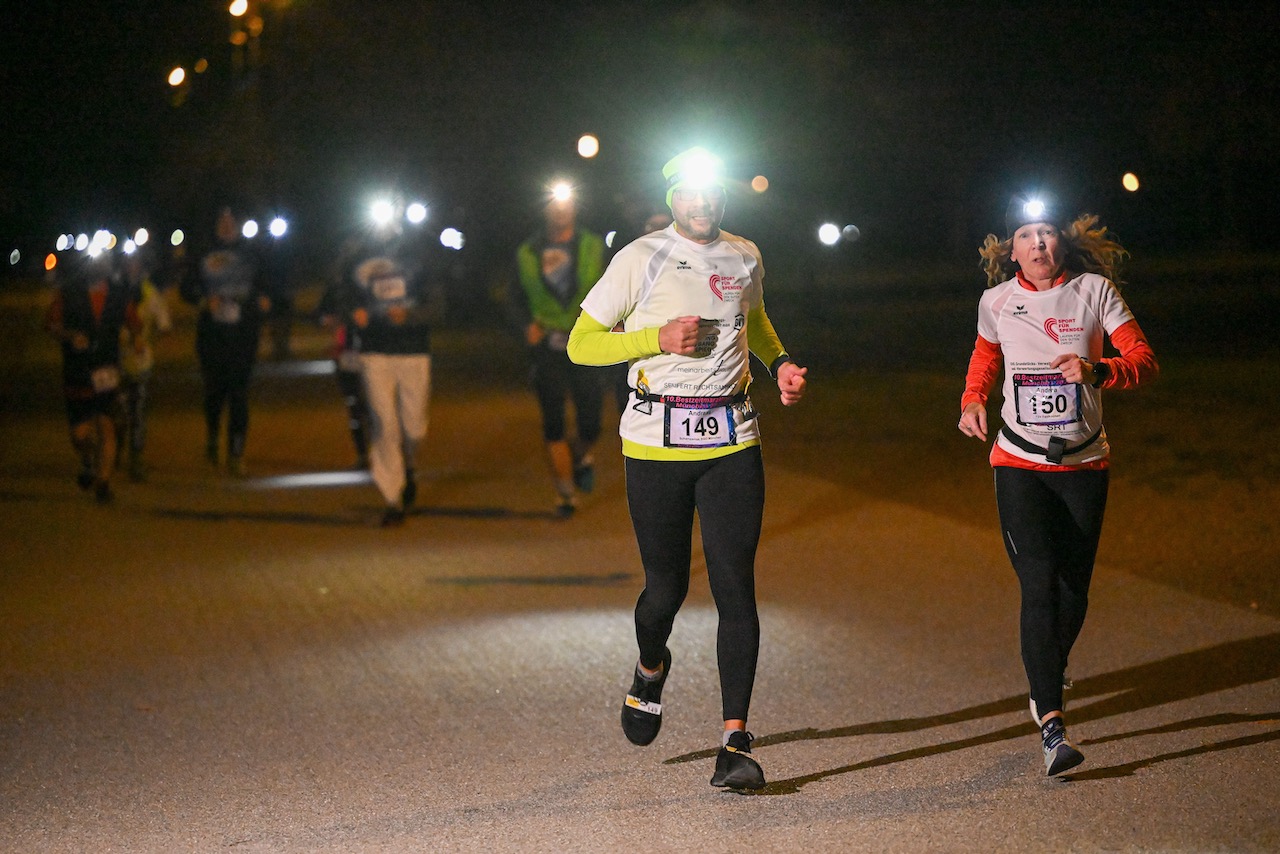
[567,310,662,366]
[747,300,788,373]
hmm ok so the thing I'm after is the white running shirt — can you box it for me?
[978,272,1135,466]
[580,225,765,450]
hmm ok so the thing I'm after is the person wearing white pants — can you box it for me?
[359,351,431,524]
[339,224,435,527]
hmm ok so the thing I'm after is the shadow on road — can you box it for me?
[665,631,1280,795]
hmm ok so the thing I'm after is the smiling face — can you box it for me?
[670,186,725,244]
[1009,221,1065,286]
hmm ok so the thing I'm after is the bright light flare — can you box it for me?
[818,223,841,246]
[1023,199,1046,219]
[122,240,137,255]
[550,182,573,202]
[241,219,259,239]
[1122,172,1141,192]
[168,66,186,87]
[45,253,57,271]
[134,228,149,246]
[577,134,600,158]
[229,0,248,17]
[406,202,428,224]
[56,234,71,251]
[8,249,19,266]
[751,175,769,193]
[170,229,185,247]
[370,199,396,227]
[676,150,722,189]
[75,233,89,251]
[268,216,288,237]
[440,228,465,250]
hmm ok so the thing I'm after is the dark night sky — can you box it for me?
[3,1,1277,272]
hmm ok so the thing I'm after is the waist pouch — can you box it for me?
[1000,425,1102,465]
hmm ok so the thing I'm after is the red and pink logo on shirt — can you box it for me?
[1044,317,1084,344]
[709,274,742,301]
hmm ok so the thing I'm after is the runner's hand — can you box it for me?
[958,402,987,441]
[658,316,701,355]
[1050,353,1095,385]
[777,362,807,406]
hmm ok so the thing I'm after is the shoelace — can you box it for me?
[1041,720,1066,751]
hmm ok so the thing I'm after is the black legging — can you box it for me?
[197,322,258,457]
[626,447,765,722]
[995,465,1109,717]
[530,344,603,445]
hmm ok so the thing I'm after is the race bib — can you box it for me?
[1013,372,1080,427]
[662,396,737,449]
[337,350,362,372]
[91,365,120,393]
[545,330,569,352]
[372,276,407,302]
[212,299,242,324]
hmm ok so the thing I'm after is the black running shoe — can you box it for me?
[621,647,671,746]
[402,475,417,510]
[1041,718,1084,776]
[76,469,95,491]
[380,506,406,528]
[573,462,595,494]
[711,730,765,790]
[93,480,113,504]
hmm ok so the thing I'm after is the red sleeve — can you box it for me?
[1100,319,1158,389]
[961,335,1002,410]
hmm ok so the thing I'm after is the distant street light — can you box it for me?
[1122,172,1141,192]
[242,219,259,239]
[268,217,288,238]
[577,134,600,159]
[168,66,186,87]
[229,0,248,17]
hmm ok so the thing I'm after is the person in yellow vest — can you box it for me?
[119,250,173,482]
[511,187,607,517]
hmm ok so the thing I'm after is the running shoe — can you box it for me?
[573,461,595,494]
[380,506,406,528]
[93,480,113,504]
[1041,717,1084,776]
[402,474,417,509]
[621,647,671,746]
[710,730,765,790]
[555,496,577,519]
[76,469,95,491]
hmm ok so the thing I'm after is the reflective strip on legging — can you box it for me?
[995,465,1109,716]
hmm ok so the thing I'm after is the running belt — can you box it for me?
[1000,426,1102,465]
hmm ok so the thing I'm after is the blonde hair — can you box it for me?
[978,214,1129,288]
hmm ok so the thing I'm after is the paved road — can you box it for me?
[1,311,1277,852]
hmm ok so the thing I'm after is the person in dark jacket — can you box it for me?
[180,207,270,477]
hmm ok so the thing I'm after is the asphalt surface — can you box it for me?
[1,295,1277,852]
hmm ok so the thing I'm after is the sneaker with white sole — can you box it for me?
[621,648,671,746]
[710,730,765,790]
[1041,717,1084,776]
